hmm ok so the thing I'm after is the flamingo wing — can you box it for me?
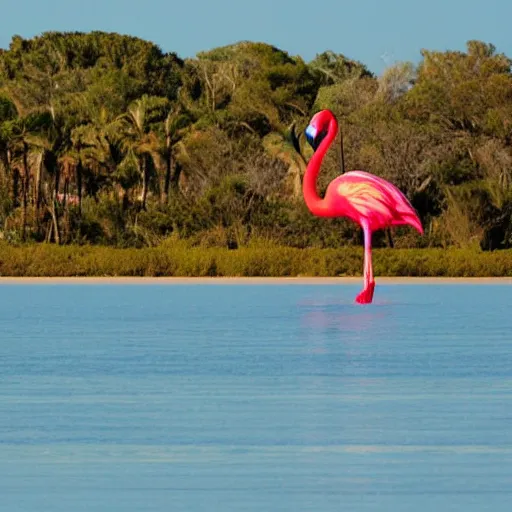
[330,171,423,234]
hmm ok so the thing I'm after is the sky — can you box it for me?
[0,0,509,75]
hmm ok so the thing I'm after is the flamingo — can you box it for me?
[302,109,423,304]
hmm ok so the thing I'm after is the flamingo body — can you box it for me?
[321,170,423,234]
[302,110,423,304]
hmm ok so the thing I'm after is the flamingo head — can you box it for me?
[305,109,336,151]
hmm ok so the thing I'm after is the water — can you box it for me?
[1,282,511,511]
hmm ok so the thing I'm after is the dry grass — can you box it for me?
[0,240,511,277]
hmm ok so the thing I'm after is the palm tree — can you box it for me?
[3,111,54,240]
[116,95,169,209]
[158,102,193,202]
[70,106,123,198]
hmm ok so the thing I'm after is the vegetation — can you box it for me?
[1,240,512,278]
[1,32,512,276]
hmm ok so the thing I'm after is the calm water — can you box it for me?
[1,282,511,511]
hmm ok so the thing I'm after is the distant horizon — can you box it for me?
[0,28,505,76]
[2,0,509,75]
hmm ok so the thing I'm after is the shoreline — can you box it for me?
[0,276,512,284]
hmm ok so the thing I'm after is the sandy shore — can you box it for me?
[0,276,511,284]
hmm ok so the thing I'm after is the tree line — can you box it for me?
[1,32,511,251]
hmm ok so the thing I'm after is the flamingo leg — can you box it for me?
[355,222,375,304]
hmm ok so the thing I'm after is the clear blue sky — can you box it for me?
[0,0,509,74]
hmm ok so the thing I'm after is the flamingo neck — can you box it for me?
[302,116,338,216]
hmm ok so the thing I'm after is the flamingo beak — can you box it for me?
[305,125,318,150]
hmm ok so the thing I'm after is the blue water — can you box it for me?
[1,282,511,511]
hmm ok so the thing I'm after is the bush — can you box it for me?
[0,241,511,277]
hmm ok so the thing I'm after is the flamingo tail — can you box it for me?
[392,212,424,235]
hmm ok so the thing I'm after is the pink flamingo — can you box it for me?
[303,109,423,304]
